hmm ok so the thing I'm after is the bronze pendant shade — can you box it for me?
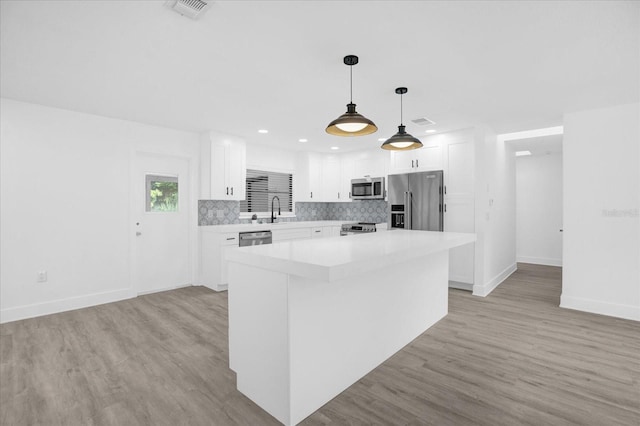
[326,55,377,137]
[381,87,423,151]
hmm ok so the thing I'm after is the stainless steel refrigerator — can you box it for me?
[388,170,444,231]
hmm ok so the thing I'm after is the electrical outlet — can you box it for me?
[37,270,48,283]
[216,210,224,219]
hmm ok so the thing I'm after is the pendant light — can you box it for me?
[326,55,377,137]
[381,87,423,151]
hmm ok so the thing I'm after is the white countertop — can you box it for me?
[200,220,346,233]
[225,230,476,282]
[200,221,386,233]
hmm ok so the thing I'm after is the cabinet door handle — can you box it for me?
[226,237,236,241]
[315,230,321,233]
[444,204,447,213]
[226,187,229,195]
[338,192,340,199]
[310,191,313,199]
[349,191,351,198]
[231,187,234,196]
[411,160,414,168]
[444,185,447,194]
[416,159,419,168]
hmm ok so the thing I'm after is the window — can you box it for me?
[241,169,293,213]
[146,175,178,212]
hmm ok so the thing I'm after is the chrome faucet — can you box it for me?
[271,196,281,223]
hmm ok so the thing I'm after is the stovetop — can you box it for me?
[340,222,377,233]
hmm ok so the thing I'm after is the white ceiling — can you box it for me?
[1,1,638,153]
[507,134,563,157]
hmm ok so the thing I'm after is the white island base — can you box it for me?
[227,231,475,425]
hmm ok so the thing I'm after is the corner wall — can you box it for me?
[0,99,200,323]
[561,103,640,321]
[473,126,517,296]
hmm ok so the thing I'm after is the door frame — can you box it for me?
[129,149,199,295]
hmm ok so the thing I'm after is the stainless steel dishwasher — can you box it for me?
[238,230,272,246]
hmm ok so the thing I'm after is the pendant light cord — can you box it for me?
[349,65,353,104]
[400,92,403,126]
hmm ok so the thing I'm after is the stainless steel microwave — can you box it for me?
[350,177,385,200]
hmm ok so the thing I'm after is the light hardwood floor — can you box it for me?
[1,264,639,425]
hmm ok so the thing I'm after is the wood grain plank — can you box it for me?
[1,265,638,426]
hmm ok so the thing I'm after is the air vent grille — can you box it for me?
[169,0,209,19]
[411,117,436,126]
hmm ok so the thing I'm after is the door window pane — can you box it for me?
[146,175,178,212]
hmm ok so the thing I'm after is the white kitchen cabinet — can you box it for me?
[352,149,388,179]
[295,152,323,202]
[295,150,386,203]
[442,132,475,286]
[322,155,342,202]
[200,131,246,200]
[200,230,239,291]
[326,226,342,237]
[339,155,354,201]
[272,227,312,242]
[388,143,443,174]
[200,222,344,291]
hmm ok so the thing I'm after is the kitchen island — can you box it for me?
[226,230,475,426]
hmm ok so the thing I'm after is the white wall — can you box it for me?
[562,103,639,321]
[516,153,563,266]
[0,98,200,323]
[246,143,297,173]
[473,127,517,296]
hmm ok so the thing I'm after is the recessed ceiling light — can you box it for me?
[425,129,436,133]
[515,150,532,157]
[330,146,340,150]
[258,129,269,134]
[298,138,308,143]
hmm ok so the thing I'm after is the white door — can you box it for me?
[132,152,191,294]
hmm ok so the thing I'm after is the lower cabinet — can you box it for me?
[272,227,312,242]
[200,231,239,292]
[200,224,343,291]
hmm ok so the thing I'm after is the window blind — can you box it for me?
[240,169,293,213]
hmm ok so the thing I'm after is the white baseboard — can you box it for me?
[137,283,191,296]
[560,295,640,322]
[448,280,473,291]
[473,263,517,297]
[0,288,136,324]
[198,282,227,292]
[517,256,563,267]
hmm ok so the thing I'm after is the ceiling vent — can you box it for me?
[167,0,209,20]
[411,117,436,126]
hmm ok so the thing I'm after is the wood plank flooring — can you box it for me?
[1,263,639,425]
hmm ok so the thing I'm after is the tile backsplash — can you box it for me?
[198,200,388,226]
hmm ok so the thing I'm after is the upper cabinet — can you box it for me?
[200,131,246,200]
[294,152,323,202]
[294,149,388,203]
[389,143,443,175]
[351,149,388,179]
[322,155,342,202]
